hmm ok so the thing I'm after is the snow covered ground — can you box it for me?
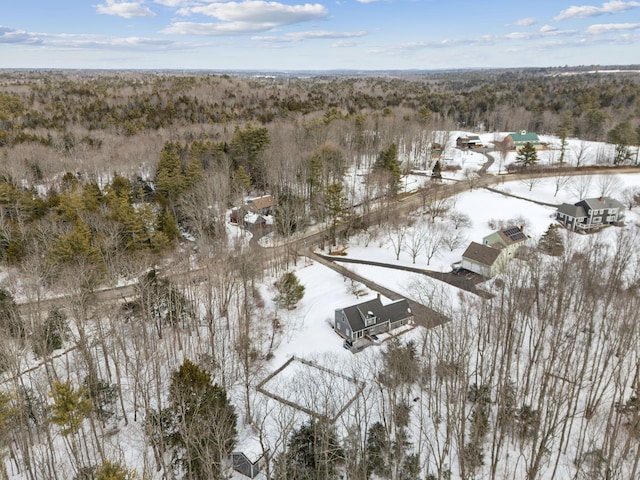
[236,168,640,478]
[415,131,636,177]
[5,132,640,480]
[289,171,640,355]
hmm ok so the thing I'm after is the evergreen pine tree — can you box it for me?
[184,156,203,190]
[275,272,305,309]
[95,461,138,480]
[431,160,442,180]
[275,420,344,480]
[48,220,102,268]
[165,359,237,479]
[324,182,349,246]
[366,421,390,477]
[229,124,270,188]
[81,181,104,212]
[33,307,67,357]
[48,380,93,436]
[0,288,25,340]
[375,143,402,195]
[233,165,252,193]
[155,141,186,206]
[608,120,635,165]
[538,224,564,256]
[156,208,180,242]
[0,391,16,479]
[516,142,538,169]
[558,111,574,165]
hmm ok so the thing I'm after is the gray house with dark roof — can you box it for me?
[334,297,413,344]
[556,197,624,231]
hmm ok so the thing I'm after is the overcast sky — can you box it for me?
[1,0,639,70]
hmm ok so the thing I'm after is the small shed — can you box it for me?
[243,212,267,230]
[231,452,266,478]
[231,439,268,479]
[431,142,443,158]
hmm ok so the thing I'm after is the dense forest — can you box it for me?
[1,68,639,274]
[0,68,639,479]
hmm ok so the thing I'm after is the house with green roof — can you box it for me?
[504,130,543,150]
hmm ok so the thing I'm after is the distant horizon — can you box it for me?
[2,1,640,70]
[2,64,640,75]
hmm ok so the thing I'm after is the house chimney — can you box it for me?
[599,196,603,201]
[377,293,381,301]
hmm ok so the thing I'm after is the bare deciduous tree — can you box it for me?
[570,175,594,200]
[386,219,409,261]
[595,175,623,198]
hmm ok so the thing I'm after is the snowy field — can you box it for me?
[273,168,640,367]
[414,131,634,177]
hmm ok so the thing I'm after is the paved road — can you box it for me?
[16,164,640,318]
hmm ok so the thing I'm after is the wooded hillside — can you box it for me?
[0,69,639,480]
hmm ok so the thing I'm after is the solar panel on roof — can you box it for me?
[503,227,526,241]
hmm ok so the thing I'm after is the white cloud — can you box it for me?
[162,20,270,34]
[554,1,640,21]
[0,25,189,50]
[505,31,532,40]
[0,26,44,45]
[369,27,584,57]
[253,30,367,42]
[153,0,192,6]
[514,17,537,26]
[504,27,573,41]
[95,0,157,18]
[163,1,328,35]
[586,22,640,33]
[332,40,358,47]
[179,1,327,22]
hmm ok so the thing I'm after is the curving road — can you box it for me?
[16,163,640,319]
